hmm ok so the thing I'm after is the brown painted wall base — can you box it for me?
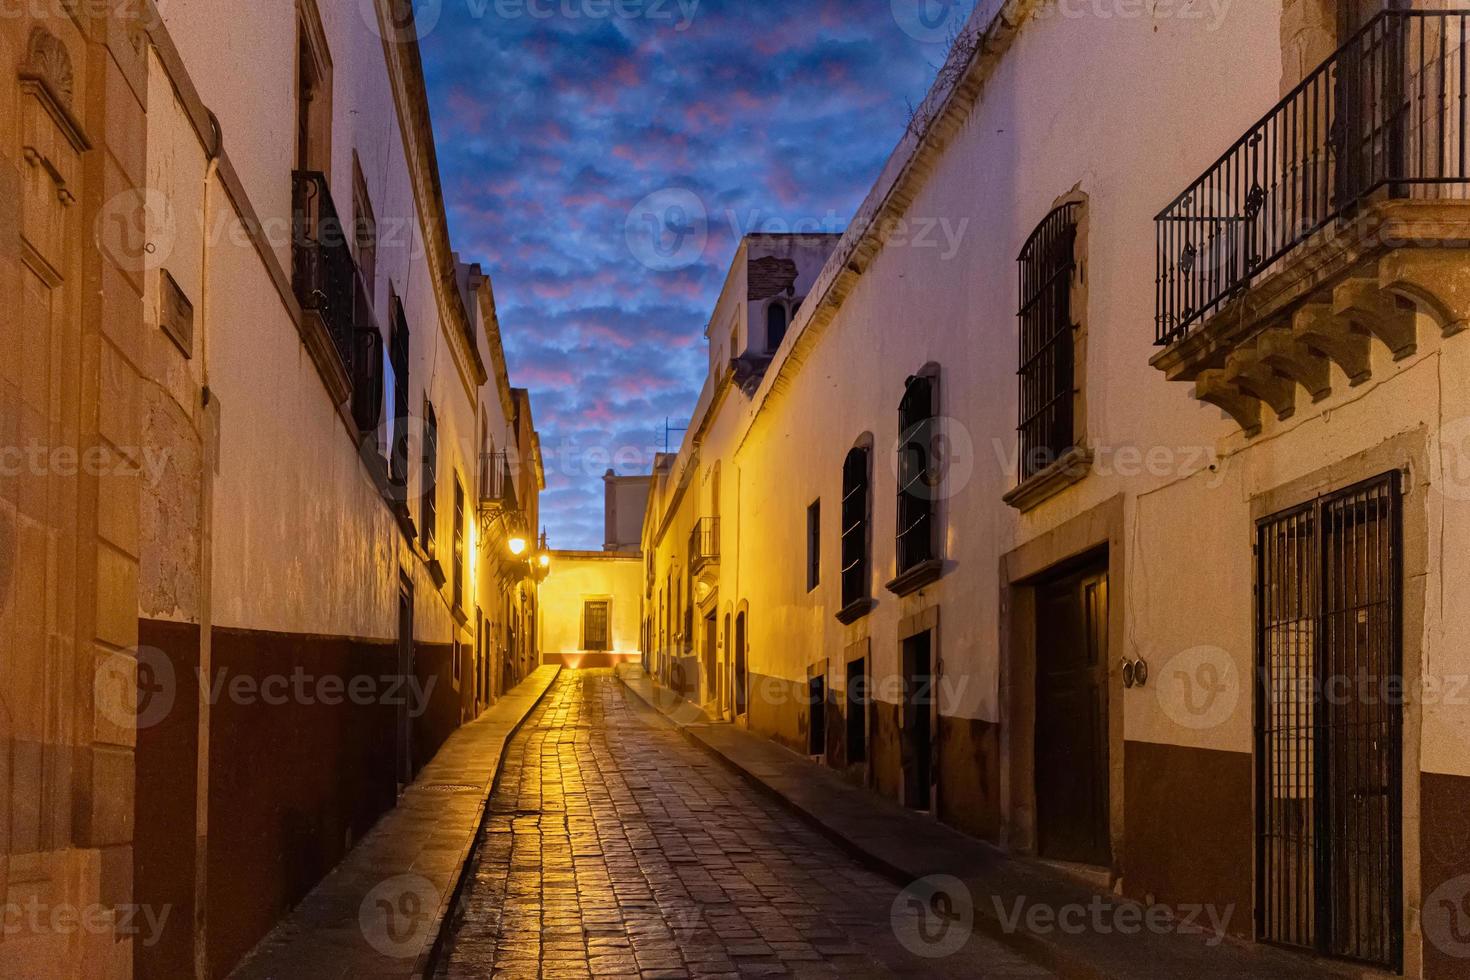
[135,618,202,980]
[1421,771,1470,980]
[1122,740,1252,939]
[206,625,399,977]
[938,715,1001,841]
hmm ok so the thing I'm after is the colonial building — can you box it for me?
[639,2,1470,977]
[0,2,542,977]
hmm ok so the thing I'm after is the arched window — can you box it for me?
[1017,202,1080,480]
[896,372,936,575]
[766,301,788,351]
[839,444,872,614]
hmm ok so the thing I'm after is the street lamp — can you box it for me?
[508,535,528,556]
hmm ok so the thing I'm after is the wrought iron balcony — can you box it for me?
[292,171,380,387]
[688,517,719,573]
[1156,10,1470,347]
[479,450,519,512]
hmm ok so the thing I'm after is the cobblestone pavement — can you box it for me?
[435,669,1049,979]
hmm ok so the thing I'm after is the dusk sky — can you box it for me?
[420,0,976,549]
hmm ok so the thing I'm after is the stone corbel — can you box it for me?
[1293,303,1371,386]
[1226,347,1295,421]
[1378,248,1470,338]
[1195,369,1262,436]
[1257,326,1331,403]
[1334,277,1417,360]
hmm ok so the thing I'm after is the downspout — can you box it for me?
[193,110,222,980]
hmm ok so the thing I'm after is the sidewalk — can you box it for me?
[229,665,561,980]
[614,665,1379,980]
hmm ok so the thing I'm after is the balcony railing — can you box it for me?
[1156,10,1470,346]
[479,450,519,513]
[689,517,719,573]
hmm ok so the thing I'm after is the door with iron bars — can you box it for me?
[1255,472,1403,970]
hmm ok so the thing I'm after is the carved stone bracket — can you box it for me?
[1257,326,1331,403]
[1195,369,1262,435]
[1334,277,1417,360]
[1293,304,1372,387]
[1226,347,1295,421]
[1379,248,1470,338]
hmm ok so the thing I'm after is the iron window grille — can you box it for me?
[897,374,937,573]
[584,600,610,652]
[453,478,466,612]
[806,500,821,591]
[1255,472,1403,970]
[1017,202,1079,481]
[840,447,871,609]
[421,402,439,556]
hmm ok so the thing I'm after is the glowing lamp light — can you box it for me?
[538,553,551,568]
[508,536,528,556]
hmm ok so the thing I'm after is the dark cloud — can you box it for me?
[423,0,970,548]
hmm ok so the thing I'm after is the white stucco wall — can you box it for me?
[538,553,643,657]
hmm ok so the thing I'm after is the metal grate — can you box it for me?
[897,375,936,572]
[1255,472,1402,970]
[584,600,610,652]
[1017,203,1079,479]
[1156,10,1470,344]
[840,446,871,609]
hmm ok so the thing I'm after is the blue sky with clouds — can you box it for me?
[419,0,974,548]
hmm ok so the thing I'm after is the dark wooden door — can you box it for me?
[734,612,747,716]
[1035,562,1110,866]
[704,613,717,697]
[901,631,934,811]
[396,585,414,790]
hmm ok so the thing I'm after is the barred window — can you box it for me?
[840,446,871,610]
[422,401,438,555]
[453,478,466,612]
[584,600,610,652]
[1017,203,1080,481]
[896,373,937,573]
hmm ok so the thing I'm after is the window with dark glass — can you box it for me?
[453,477,465,611]
[806,499,821,591]
[387,294,410,486]
[840,446,870,609]
[846,658,867,764]
[1017,203,1080,481]
[421,401,438,555]
[896,374,937,573]
[767,302,788,351]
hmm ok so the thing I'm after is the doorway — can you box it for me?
[808,674,827,757]
[734,611,747,716]
[1256,473,1403,969]
[901,631,934,811]
[1034,557,1110,867]
[704,613,718,702]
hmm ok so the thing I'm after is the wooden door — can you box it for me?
[1035,561,1110,866]
[901,632,934,811]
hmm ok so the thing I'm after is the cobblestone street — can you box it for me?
[435,670,1048,979]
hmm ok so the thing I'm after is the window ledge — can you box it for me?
[426,557,447,589]
[884,558,944,598]
[1002,446,1094,513]
[451,605,469,628]
[835,597,877,625]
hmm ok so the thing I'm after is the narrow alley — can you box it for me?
[435,671,1049,979]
